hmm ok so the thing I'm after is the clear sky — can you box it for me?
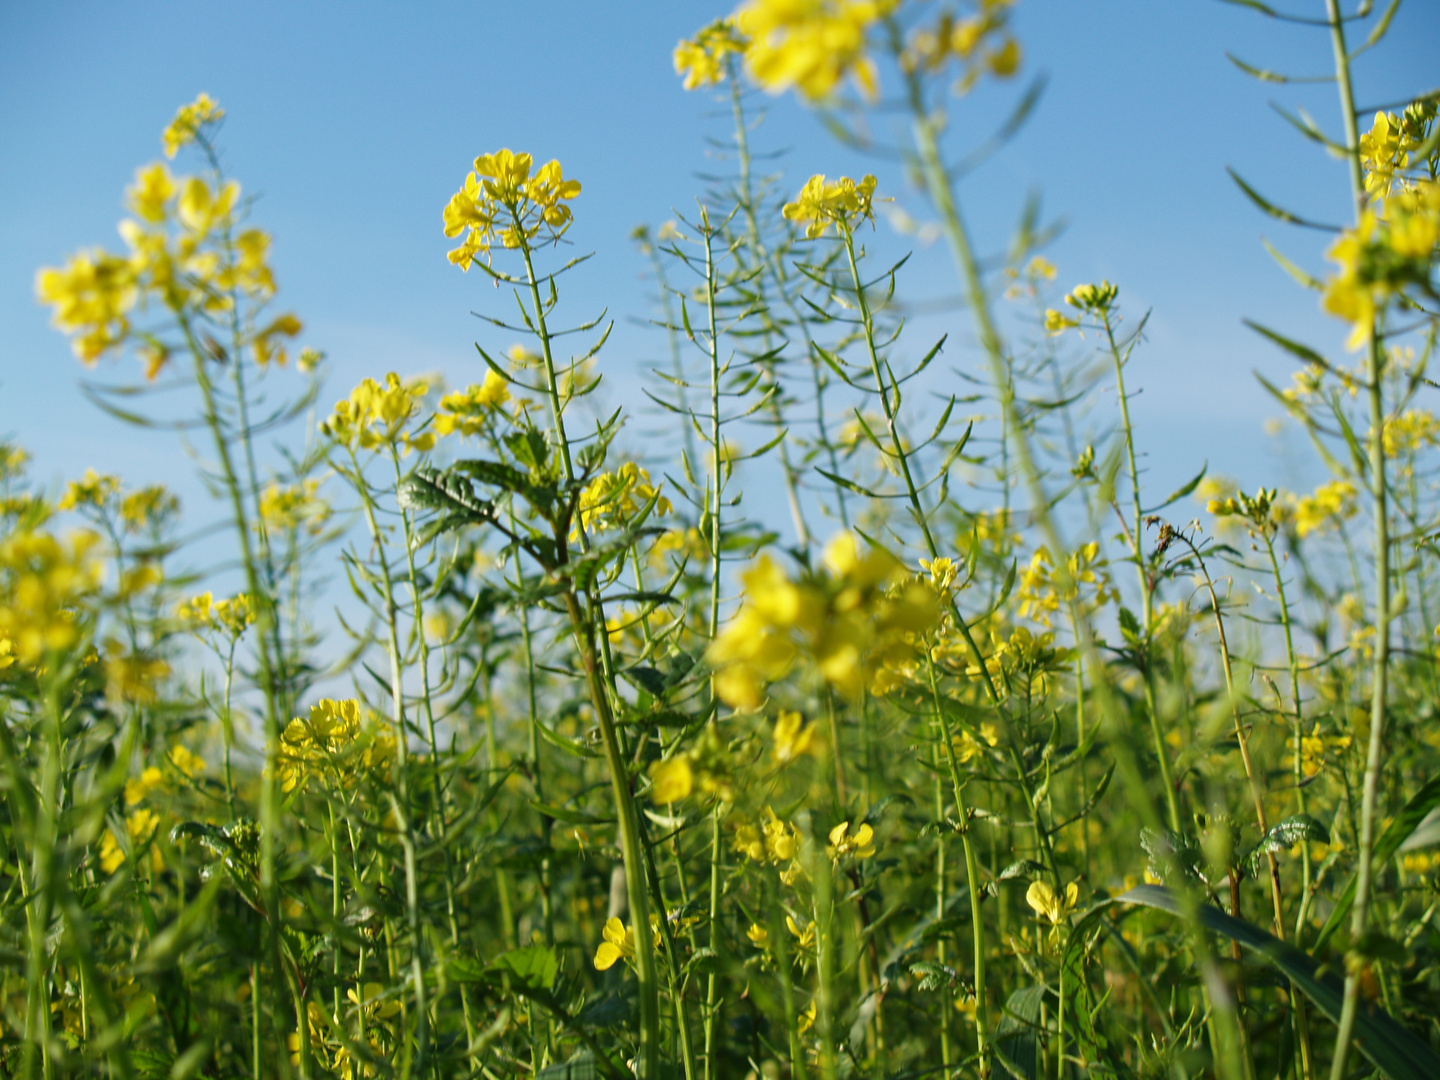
[3,1,1436,547]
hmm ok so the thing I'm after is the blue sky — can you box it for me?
[2,0,1436,550]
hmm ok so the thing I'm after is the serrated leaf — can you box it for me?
[1245,814,1329,876]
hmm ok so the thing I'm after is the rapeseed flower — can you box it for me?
[593,915,662,971]
[709,532,939,708]
[162,92,224,158]
[1026,879,1079,927]
[735,0,894,101]
[323,373,429,452]
[99,808,164,875]
[1293,479,1357,539]
[783,173,879,238]
[443,149,581,269]
[0,528,102,664]
[771,709,816,765]
[576,463,671,536]
[674,19,748,89]
[434,371,512,437]
[826,820,876,860]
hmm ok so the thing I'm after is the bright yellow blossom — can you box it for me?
[443,149,581,268]
[772,710,816,765]
[162,93,225,158]
[827,820,876,860]
[674,19,748,89]
[735,0,894,101]
[0,528,102,664]
[576,463,671,535]
[99,808,164,875]
[783,173,879,238]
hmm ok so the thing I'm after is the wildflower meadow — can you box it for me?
[4,2,1440,1079]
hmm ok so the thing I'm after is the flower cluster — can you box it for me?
[442,149,581,269]
[901,0,1020,92]
[322,373,432,454]
[1206,486,1285,536]
[99,807,164,875]
[176,591,255,637]
[1359,104,1436,199]
[734,0,894,101]
[576,463,672,535]
[1322,179,1439,350]
[783,173,879,238]
[674,18,749,89]
[734,807,804,884]
[162,92,225,159]
[259,479,332,536]
[277,698,393,793]
[0,529,102,665]
[36,97,301,377]
[1292,479,1357,539]
[1016,542,1114,626]
[708,532,941,709]
[826,820,876,861]
[434,371,512,437]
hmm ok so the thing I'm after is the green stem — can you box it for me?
[1325,3,1391,1075]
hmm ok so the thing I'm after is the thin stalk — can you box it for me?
[926,655,990,1077]
[1326,2,1391,1074]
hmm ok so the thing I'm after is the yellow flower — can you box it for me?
[1043,309,1080,335]
[105,647,170,704]
[952,721,998,764]
[1293,479,1357,539]
[747,923,770,948]
[125,766,164,806]
[443,150,581,268]
[772,710,815,765]
[594,916,636,971]
[435,371,512,437]
[167,745,205,779]
[827,820,876,860]
[276,698,370,792]
[576,463,671,536]
[763,808,799,862]
[162,93,225,158]
[119,485,177,532]
[709,533,939,708]
[674,19,748,89]
[786,916,818,953]
[128,163,177,224]
[1026,879,1079,925]
[323,373,430,452]
[99,808,164,874]
[58,470,121,512]
[736,0,894,101]
[259,479,331,535]
[649,756,694,804]
[0,529,103,664]
[797,1000,817,1034]
[783,173,879,238]
[734,822,766,863]
[1065,281,1118,314]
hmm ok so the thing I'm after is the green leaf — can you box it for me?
[1245,814,1329,876]
[396,468,494,524]
[1119,885,1440,1080]
[1228,168,1339,231]
[504,430,550,471]
[491,943,559,991]
[1243,319,1329,367]
[1316,776,1440,952]
[1144,462,1208,514]
[816,467,882,499]
[993,984,1045,1080]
